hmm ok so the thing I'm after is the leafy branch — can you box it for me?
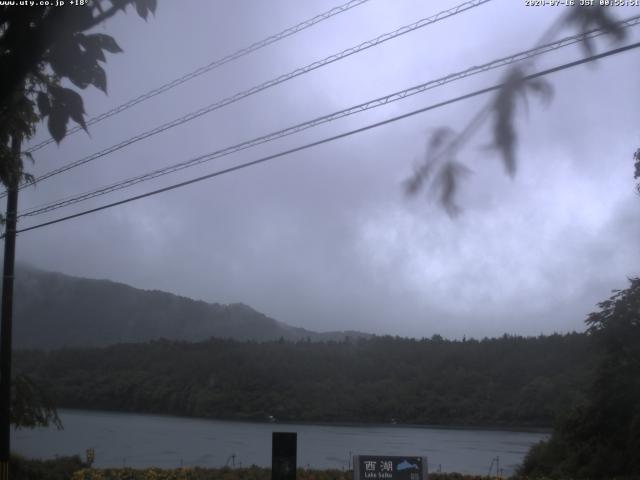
[0,0,157,425]
[11,374,62,430]
[406,6,628,214]
[0,0,157,188]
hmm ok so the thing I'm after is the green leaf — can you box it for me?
[79,33,123,62]
[23,173,36,185]
[78,33,106,62]
[564,6,627,57]
[22,151,35,164]
[49,86,87,132]
[91,64,107,93]
[48,104,69,143]
[47,36,78,79]
[63,5,94,32]
[134,0,156,20]
[108,0,129,12]
[89,33,123,54]
[48,33,113,91]
[135,0,148,19]
[491,69,523,177]
[405,127,457,198]
[67,71,93,90]
[48,36,95,90]
[434,160,472,217]
[61,88,86,131]
[36,92,50,117]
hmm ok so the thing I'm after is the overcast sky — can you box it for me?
[14,0,640,339]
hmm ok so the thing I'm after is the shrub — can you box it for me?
[10,454,87,480]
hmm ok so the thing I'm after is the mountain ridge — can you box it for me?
[12,263,371,349]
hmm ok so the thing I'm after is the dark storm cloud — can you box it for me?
[14,0,640,338]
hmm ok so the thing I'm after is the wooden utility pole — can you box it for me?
[0,136,20,480]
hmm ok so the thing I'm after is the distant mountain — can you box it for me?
[12,264,370,349]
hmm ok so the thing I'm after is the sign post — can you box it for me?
[353,456,428,480]
[272,432,297,480]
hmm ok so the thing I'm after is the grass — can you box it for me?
[9,457,506,480]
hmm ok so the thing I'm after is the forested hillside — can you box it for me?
[13,264,369,348]
[15,333,594,428]
[518,278,640,479]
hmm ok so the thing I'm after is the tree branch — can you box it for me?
[0,1,130,118]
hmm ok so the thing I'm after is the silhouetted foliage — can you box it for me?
[0,0,156,432]
[406,6,626,214]
[518,278,640,479]
[11,373,61,430]
[0,0,156,187]
[405,127,471,216]
[489,68,552,177]
[564,5,627,56]
[0,458,499,480]
[10,454,86,480]
[15,333,594,428]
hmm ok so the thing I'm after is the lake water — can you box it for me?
[12,409,548,475]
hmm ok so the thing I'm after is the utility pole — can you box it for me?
[0,135,21,480]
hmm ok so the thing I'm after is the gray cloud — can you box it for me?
[14,0,640,339]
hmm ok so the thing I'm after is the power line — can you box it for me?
[11,40,640,237]
[18,15,640,218]
[25,0,374,154]
[10,0,491,196]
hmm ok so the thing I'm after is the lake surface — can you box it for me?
[12,410,548,475]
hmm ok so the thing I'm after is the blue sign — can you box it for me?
[354,455,428,480]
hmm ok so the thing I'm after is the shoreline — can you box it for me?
[9,457,503,480]
[57,407,552,434]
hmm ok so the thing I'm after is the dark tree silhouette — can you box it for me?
[0,0,156,430]
[10,374,60,430]
[0,0,156,187]
[518,278,640,479]
[14,333,593,428]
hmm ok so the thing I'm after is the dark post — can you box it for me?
[0,136,20,480]
[272,432,297,480]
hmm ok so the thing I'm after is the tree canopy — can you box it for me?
[15,333,593,428]
[519,278,640,479]
[0,0,156,430]
[0,0,156,187]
